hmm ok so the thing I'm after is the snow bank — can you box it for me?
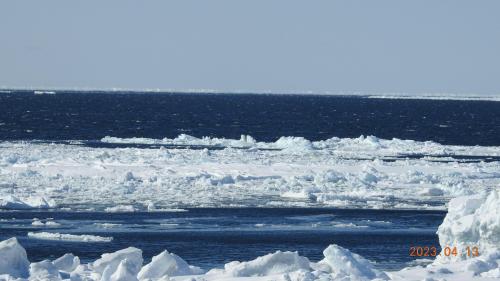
[0,238,30,278]
[27,232,113,243]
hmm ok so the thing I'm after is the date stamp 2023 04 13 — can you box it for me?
[409,246,480,258]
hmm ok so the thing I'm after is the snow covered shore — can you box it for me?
[1,135,499,211]
[0,190,498,281]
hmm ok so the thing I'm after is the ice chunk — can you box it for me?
[104,205,137,213]
[391,191,500,280]
[274,136,313,152]
[281,190,317,201]
[32,218,45,226]
[240,134,256,144]
[419,187,444,196]
[124,172,139,182]
[0,238,30,278]
[208,250,311,277]
[138,250,203,279]
[53,253,80,273]
[91,247,143,279]
[69,264,100,281]
[32,218,61,227]
[0,195,56,210]
[45,221,61,227]
[105,259,139,281]
[317,244,388,280]
[29,260,61,281]
[481,267,500,278]
[314,170,345,185]
[28,232,113,242]
[436,190,500,262]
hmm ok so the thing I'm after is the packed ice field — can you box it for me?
[0,134,499,280]
[0,135,499,211]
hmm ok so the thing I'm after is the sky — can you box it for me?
[1,1,499,95]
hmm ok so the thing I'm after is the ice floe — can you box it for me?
[0,135,499,211]
[32,218,61,227]
[104,205,138,213]
[27,232,113,243]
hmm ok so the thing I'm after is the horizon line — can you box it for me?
[1,86,500,101]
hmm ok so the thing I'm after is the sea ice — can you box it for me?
[1,135,499,211]
[105,259,139,281]
[0,195,56,210]
[316,245,388,280]
[137,250,203,279]
[91,247,143,278]
[32,219,60,227]
[436,189,500,263]
[207,250,311,277]
[389,190,500,281]
[0,238,30,278]
[1,135,500,280]
[27,232,113,243]
[52,253,80,273]
[29,260,60,281]
[104,205,138,213]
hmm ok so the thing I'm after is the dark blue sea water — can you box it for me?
[1,91,499,145]
[0,208,444,271]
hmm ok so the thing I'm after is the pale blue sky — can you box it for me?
[1,1,499,94]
